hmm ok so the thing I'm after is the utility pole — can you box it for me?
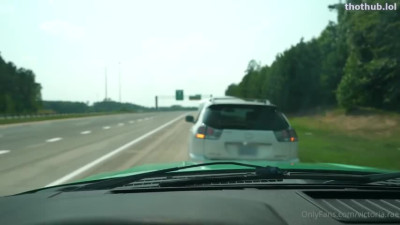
[105,67,108,102]
[155,96,158,111]
[118,62,121,103]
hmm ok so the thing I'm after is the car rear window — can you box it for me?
[203,104,289,131]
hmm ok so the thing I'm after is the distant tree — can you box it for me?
[258,38,324,112]
[0,54,42,114]
[42,101,89,113]
[225,0,400,113]
[318,22,348,104]
[91,100,146,112]
[225,83,241,97]
[337,0,400,111]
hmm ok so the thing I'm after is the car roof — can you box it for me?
[206,96,276,107]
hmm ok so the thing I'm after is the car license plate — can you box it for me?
[238,145,257,156]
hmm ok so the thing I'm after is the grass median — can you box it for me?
[290,109,400,170]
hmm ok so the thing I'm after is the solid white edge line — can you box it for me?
[46,137,62,143]
[0,150,10,155]
[45,113,187,187]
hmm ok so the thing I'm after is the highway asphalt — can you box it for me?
[0,111,193,196]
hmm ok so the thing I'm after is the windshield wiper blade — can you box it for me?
[76,163,400,191]
[362,172,400,184]
[154,171,400,189]
[324,172,400,185]
[78,162,286,190]
[125,172,382,189]
[158,173,285,188]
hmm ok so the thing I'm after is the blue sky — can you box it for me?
[0,0,338,107]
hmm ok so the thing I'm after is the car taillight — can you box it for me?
[195,125,222,140]
[274,128,298,142]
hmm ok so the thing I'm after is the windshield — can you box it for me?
[0,0,399,196]
[204,105,289,130]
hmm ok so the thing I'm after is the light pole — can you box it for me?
[105,67,108,101]
[118,62,122,103]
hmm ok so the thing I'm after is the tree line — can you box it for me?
[226,0,400,113]
[0,54,42,114]
[41,100,196,114]
[0,54,194,115]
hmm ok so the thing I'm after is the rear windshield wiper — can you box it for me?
[78,162,287,190]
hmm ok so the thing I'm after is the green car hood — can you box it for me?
[77,161,397,183]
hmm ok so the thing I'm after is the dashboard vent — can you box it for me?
[303,191,400,223]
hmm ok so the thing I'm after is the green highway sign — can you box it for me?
[175,90,184,100]
[189,94,201,100]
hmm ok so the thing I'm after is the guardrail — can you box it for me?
[0,112,101,120]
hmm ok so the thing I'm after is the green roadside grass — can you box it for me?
[290,111,400,170]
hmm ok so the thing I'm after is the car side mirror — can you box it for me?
[185,115,195,123]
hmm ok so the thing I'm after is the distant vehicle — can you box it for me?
[185,97,299,162]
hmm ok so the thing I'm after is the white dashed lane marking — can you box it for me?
[103,126,111,130]
[45,113,187,187]
[0,150,10,155]
[118,123,125,126]
[129,121,134,124]
[80,130,91,135]
[46,137,62,143]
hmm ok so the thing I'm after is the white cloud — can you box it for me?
[39,20,85,39]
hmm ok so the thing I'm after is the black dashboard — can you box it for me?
[1,187,400,225]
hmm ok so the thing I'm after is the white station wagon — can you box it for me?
[185,97,299,162]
